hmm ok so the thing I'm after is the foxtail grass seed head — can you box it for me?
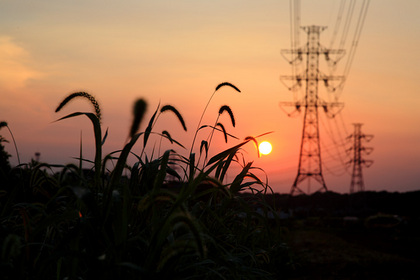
[55,92,101,122]
[160,105,187,131]
[215,82,241,93]
[216,122,228,143]
[129,98,147,138]
[218,105,236,127]
[161,130,173,144]
[200,140,208,157]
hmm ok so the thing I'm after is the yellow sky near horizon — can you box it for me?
[0,0,419,193]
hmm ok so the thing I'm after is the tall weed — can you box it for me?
[0,84,289,279]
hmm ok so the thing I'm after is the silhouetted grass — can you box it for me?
[0,83,288,280]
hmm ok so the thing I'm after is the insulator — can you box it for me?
[324,51,330,61]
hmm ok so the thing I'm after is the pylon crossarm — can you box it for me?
[279,101,304,117]
[281,49,303,65]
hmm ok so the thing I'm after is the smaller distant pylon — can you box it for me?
[347,123,373,193]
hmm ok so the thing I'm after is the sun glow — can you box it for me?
[259,141,272,155]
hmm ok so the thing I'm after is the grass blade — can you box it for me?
[144,105,159,149]
[102,127,109,146]
[161,131,185,149]
[153,149,172,190]
[230,162,253,194]
[55,112,102,189]
[110,132,142,187]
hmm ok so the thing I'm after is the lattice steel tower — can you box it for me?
[280,25,344,195]
[347,123,373,193]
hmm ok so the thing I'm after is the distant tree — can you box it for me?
[0,122,12,176]
[0,136,11,174]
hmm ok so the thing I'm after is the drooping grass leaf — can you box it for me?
[160,105,187,131]
[158,214,206,270]
[161,130,186,149]
[215,82,241,93]
[219,151,236,182]
[254,131,275,138]
[157,239,200,272]
[198,125,239,140]
[230,162,253,194]
[148,212,205,271]
[110,132,142,188]
[206,140,249,167]
[55,112,102,189]
[218,105,236,127]
[153,149,172,190]
[166,166,182,181]
[244,136,260,158]
[101,153,115,175]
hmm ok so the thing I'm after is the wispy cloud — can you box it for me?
[0,36,44,90]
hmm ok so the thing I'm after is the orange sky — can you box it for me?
[1,0,419,193]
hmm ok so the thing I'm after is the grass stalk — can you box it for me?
[189,82,240,158]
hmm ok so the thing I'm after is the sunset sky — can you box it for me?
[0,0,419,194]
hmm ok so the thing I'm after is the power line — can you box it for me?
[329,0,347,49]
[336,0,371,99]
[339,0,356,50]
[319,111,352,169]
[343,0,370,78]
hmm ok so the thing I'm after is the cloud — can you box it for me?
[0,36,44,90]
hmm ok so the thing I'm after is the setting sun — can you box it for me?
[259,141,272,155]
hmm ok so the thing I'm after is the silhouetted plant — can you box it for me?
[128,98,147,140]
[0,83,287,280]
[55,91,101,122]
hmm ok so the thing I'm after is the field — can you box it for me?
[275,191,420,279]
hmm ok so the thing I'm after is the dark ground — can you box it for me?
[286,223,420,279]
[266,191,420,279]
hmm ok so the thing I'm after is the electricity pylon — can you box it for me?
[347,123,373,193]
[280,25,345,195]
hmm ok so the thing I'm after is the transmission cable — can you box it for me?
[336,0,371,99]
[329,0,347,49]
